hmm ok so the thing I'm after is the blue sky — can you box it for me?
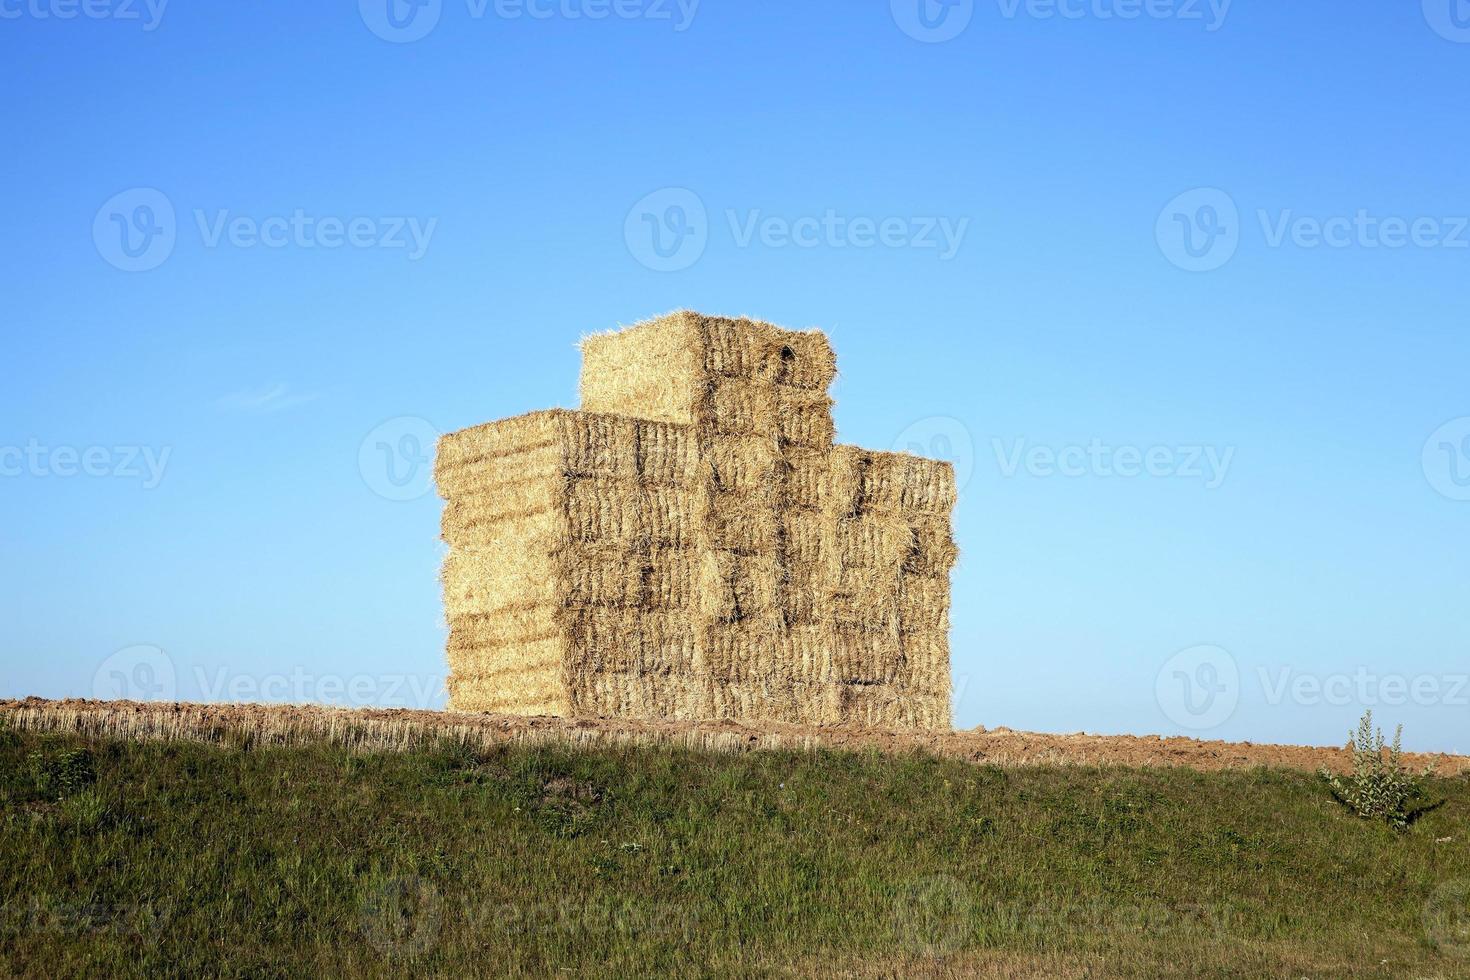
[3,0,1468,751]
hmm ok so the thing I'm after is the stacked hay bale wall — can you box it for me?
[437,311,957,729]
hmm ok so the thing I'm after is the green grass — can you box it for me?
[2,726,1469,978]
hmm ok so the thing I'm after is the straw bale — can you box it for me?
[561,544,646,607]
[776,388,836,448]
[897,574,951,633]
[446,605,560,652]
[447,638,565,689]
[700,491,780,553]
[636,420,700,486]
[447,670,568,716]
[436,410,640,494]
[579,313,707,425]
[859,450,957,516]
[699,551,779,623]
[440,487,563,552]
[563,478,645,545]
[440,543,559,617]
[581,311,836,419]
[836,515,913,569]
[820,446,865,516]
[705,435,780,494]
[708,377,778,438]
[439,311,955,731]
[781,509,832,568]
[646,545,699,610]
[902,513,960,577]
[641,485,698,547]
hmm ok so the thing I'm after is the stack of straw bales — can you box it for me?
[436,311,958,729]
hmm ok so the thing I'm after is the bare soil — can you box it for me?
[3,697,1464,776]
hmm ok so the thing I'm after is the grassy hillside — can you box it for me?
[2,725,1468,978]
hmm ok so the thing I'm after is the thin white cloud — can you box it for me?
[217,383,322,414]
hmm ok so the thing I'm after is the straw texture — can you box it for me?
[437,311,957,729]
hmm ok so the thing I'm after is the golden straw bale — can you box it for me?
[447,670,568,716]
[563,478,646,545]
[902,514,960,577]
[646,546,699,610]
[699,551,780,624]
[705,435,781,494]
[438,311,955,730]
[859,450,957,516]
[776,388,836,448]
[708,377,779,438]
[581,311,836,420]
[897,574,951,633]
[642,486,699,547]
[445,605,560,652]
[700,492,780,553]
[636,420,700,486]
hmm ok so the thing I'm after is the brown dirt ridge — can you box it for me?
[4,697,1465,776]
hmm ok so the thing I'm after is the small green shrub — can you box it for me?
[1320,711,1432,832]
[29,748,97,800]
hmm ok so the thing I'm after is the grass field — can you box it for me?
[3,723,1469,978]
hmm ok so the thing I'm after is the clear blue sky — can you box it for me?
[3,1,1468,752]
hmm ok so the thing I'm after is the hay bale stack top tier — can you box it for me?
[436,311,958,730]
